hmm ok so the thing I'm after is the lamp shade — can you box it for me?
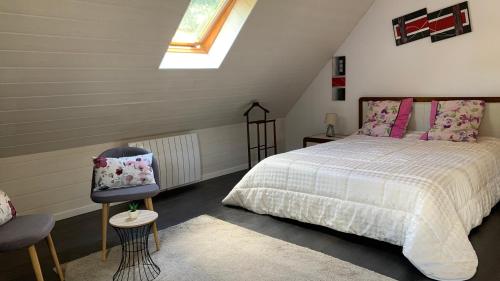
[324,113,337,125]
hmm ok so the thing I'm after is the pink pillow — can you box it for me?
[390,98,413,138]
[360,98,413,138]
[421,100,485,142]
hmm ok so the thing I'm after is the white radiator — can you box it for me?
[129,133,202,191]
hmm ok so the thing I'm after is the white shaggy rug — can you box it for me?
[64,215,395,281]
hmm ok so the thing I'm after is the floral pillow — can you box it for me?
[93,153,156,191]
[422,100,485,142]
[360,98,413,138]
[0,190,16,226]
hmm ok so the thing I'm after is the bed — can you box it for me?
[222,97,500,281]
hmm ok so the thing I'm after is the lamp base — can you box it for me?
[326,125,335,138]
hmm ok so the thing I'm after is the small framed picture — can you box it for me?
[332,88,345,101]
[335,56,346,76]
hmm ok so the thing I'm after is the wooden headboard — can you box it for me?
[358,97,500,137]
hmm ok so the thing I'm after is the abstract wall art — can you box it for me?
[392,1,471,46]
[332,77,345,87]
[392,8,430,46]
[336,56,346,76]
[428,1,471,42]
[332,56,346,101]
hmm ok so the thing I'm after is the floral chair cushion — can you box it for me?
[360,98,413,138]
[0,190,16,226]
[93,153,156,191]
[424,100,485,142]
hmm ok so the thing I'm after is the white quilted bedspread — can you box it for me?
[222,132,500,281]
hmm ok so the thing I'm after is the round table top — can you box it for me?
[109,210,158,229]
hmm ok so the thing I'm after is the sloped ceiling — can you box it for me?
[0,0,374,157]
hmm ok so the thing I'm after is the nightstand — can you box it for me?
[303,133,347,148]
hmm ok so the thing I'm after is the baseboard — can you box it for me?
[53,163,249,221]
[202,163,248,181]
[53,203,101,221]
[53,202,122,221]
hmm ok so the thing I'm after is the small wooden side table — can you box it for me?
[303,133,348,148]
[109,210,160,281]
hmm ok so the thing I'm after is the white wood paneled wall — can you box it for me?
[0,121,284,220]
[0,0,373,157]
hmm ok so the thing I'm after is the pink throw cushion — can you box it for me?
[421,100,485,142]
[390,98,413,138]
[360,98,413,138]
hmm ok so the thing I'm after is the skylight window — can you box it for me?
[170,0,234,53]
[160,0,257,69]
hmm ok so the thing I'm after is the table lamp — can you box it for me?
[324,113,337,137]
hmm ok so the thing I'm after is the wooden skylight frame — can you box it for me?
[169,0,237,54]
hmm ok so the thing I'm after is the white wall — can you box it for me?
[0,120,284,220]
[286,0,500,150]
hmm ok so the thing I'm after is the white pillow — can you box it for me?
[93,153,156,191]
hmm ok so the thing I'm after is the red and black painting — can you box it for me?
[332,77,345,87]
[428,1,471,43]
[392,8,430,46]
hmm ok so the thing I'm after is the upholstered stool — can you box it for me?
[0,214,64,281]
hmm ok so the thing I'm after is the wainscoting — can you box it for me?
[0,120,284,220]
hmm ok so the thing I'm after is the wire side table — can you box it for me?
[109,210,161,281]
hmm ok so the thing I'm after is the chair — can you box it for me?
[0,214,64,281]
[91,147,161,261]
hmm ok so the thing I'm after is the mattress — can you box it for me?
[222,132,500,280]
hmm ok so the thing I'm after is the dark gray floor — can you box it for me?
[1,171,499,281]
